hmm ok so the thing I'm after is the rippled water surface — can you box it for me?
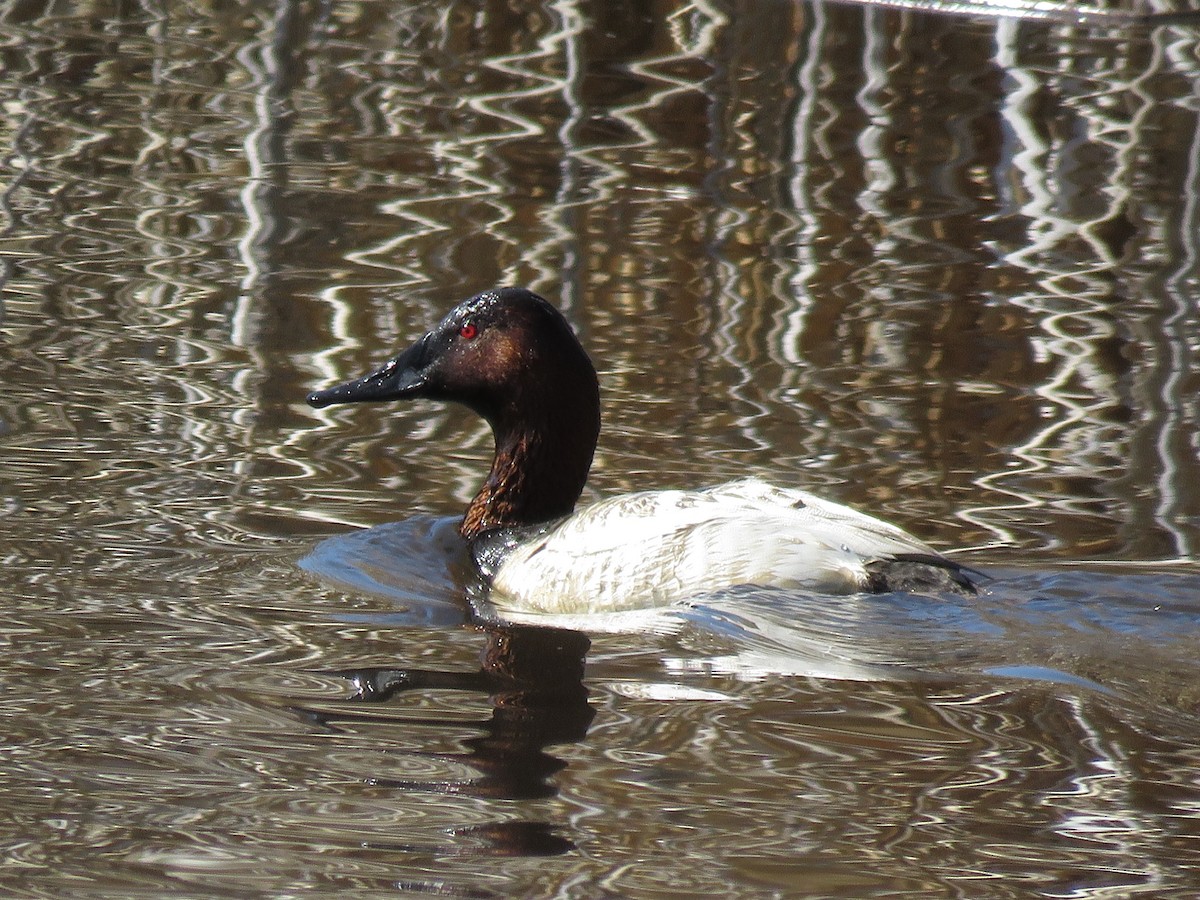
[4,0,1200,896]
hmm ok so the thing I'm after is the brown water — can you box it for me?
[4,0,1200,896]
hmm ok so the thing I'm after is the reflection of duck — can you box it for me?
[309,288,977,616]
[307,624,593,804]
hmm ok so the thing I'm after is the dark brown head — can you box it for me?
[308,288,601,539]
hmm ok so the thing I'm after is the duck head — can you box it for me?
[308,288,601,541]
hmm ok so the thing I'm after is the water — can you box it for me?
[3,0,1200,895]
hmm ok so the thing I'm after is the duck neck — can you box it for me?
[460,413,597,541]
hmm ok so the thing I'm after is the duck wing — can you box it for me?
[489,478,971,615]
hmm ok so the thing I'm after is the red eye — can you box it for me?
[459,322,478,340]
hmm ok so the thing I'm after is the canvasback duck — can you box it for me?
[308,288,977,616]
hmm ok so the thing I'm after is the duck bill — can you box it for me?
[307,335,431,408]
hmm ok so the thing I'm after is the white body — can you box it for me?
[488,477,946,616]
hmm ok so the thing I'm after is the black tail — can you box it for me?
[864,553,983,595]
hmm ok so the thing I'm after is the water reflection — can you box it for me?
[299,624,592,855]
[3,0,1199,554]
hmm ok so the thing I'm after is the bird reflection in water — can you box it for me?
[294,624,594,857]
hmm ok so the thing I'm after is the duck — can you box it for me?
[307,287,978,617]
